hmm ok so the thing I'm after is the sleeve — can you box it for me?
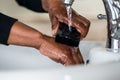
[15,0,47,13]
[0,13,17,45]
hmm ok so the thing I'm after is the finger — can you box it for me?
[77,49,84,64]
[57,17,85,39]
[56,10,89,38]
[72,10,90,27]
[51,51,76,65]
[49,11,60,36]
[52,21,59,36]
[72,15,90,38]
[72,53,81,64]
[50,58,61,63]
[55,6,68,24]
[72,21,86,38]
[60,48,76,66]
[54,7,70,26]
[71,47,81,64]
[62,54,76,66]
[64,59,76,66]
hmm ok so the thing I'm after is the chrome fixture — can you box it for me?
[62,0,74,6]
[99,0,120,53]
[97,14,107,20]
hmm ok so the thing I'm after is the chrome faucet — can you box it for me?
[102,0,120,52]
[62,0,74,6]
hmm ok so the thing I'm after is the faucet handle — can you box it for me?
[97,14,107,20]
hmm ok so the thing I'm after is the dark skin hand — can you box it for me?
[42,0,90,38]
[41,0,90,65]
[8,21,84,66]
[8,0,90,66]
[39,35,84,65]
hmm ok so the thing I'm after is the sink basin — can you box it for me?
[0,41,120,80]
[0,41,103,70]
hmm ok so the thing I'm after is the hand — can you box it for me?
[39,35,84,65]
[8,21,84,65]
[42,0,90,39]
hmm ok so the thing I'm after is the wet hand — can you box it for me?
[42,0,90,39]
[39,35,84,65]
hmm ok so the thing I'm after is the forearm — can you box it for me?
[8,21,44,49]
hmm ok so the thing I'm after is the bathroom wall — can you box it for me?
[73,0,105,19]
[73,0,107,41]
[0,0,107,41]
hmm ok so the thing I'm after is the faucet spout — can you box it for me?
[103,0,120,52]
[62,0,74,6]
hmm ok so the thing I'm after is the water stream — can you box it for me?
[66,5,72,31]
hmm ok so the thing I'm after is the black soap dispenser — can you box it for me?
[55,22,81,47]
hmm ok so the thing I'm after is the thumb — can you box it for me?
[49,11,60,36]
[52,22,59,36]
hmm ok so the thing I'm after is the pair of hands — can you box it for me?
[39,0,90,65]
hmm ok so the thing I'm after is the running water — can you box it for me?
[66,5,72,31]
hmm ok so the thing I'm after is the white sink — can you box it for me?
[0,41,120,80]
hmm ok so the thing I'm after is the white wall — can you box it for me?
[0,0,106,20]
[73,0,105,19]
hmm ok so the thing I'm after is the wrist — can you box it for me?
[41,0,49,12]
[41,0,63,11]
[32,32,44,49]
